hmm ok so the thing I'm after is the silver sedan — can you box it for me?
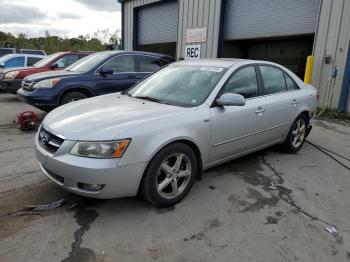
[35,59,317,207]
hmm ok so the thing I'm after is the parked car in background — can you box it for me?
[34,59,317,207]
[0,54,45,69]
[0,47,46,58]
[17,51,174,111]
[0,51,93,94]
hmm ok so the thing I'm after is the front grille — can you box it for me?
[22,80,36,92]
[38,127,64,154]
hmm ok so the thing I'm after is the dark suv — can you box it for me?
[17,51,174,111]
[0,51,93,94]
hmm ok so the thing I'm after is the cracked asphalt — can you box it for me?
[1,93,350,262]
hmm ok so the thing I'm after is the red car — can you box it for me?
[0,51,93,94]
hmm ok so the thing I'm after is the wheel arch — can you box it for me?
[58,86,95,104]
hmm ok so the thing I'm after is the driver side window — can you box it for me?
[102,55,135,73]
[222,66,258,99]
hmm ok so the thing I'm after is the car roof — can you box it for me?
[0,53,45,59]
[97,50,174,59]
[174,58,243,68]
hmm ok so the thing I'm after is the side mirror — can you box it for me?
[216,93,246,107]
[50,63,59,69]
[99,68,114,75]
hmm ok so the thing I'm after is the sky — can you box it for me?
[0,0,121,39]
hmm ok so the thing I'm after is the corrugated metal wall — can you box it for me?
[224,0,321,40]
[123,0,161,50]
[123,0,222,59]
[312,0,350,112]
[138,1,178,45]
[176,0,221,59]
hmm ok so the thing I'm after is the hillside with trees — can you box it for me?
[0,29,120,54]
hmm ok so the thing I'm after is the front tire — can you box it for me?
[282,114,308,153]
[60,91,88,105]
[140,143,198,207]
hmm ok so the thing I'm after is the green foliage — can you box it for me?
[0,31,107,54]
[317,107,350,121]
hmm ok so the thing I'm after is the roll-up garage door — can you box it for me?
[224,0,321,40]
[138,1,178,45]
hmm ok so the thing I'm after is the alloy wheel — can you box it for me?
[291,119,306,148]
[156,153,192,199]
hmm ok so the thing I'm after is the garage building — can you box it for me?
[118,0,350,113]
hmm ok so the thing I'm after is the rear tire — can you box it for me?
[60,92,88,105]
[282,114,308,153]
[140,143,198,207]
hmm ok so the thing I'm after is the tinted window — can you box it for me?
[137,56,162,72]
[102,55,134,73]
[21,50,45,55]
[55,54,80,68]
[5,57,25,67]
[284,73,296,91]
[66,53,110,73]
[27,57,43,66]
[222,66,258,99]
[0,48,14,57]
[260,66,286,95]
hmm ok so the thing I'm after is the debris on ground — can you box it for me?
[25,199,65,212]
[265,216,279,224]
[268,182,281,190]
[324,225,338,237]
[208,185,216,190]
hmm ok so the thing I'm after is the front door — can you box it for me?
[95,55,142,95]
[209,65,267,163]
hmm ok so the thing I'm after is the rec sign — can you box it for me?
[185,44,201,60]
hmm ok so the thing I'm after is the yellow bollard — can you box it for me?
[304,55,314,84]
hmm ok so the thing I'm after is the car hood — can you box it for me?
[26,70,80,81]
[43,94,187,141]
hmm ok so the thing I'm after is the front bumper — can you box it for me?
[0,80,22,94]
[34,132,147,199]
[17,88,58,111]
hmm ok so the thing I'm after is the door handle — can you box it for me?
[291,99,298,106]
[255,107,265,114]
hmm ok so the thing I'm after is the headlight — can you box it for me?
[4,71,19,80]
[70,139,130,159]
[33,78,61,89]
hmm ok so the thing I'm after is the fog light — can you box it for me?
[78,182,105,192]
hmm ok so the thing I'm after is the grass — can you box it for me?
[317,107,350,121]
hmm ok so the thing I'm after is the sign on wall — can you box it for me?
[185,44,201,60]
[186,27,207,43]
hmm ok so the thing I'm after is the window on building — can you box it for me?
[260,66,287,95]
[222,66,258,99]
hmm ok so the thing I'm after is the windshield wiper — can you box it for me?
[133,96,170,105]
[121,91,131,97]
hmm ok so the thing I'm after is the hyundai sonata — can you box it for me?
[35,59,317,207]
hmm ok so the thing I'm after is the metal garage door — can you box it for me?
[224,0,321,40]
[138,1,178,45]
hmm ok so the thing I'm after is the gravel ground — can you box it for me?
[0,93,350,262]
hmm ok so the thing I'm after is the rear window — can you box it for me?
[0,48,14,57]
[21,49,46,55]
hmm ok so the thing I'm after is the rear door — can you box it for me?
[209,65,268,163]
[256,65,302,141]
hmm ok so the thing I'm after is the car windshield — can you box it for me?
[65,53,110,73]
[126,65,227,107]
[33,53,62,67]
[0,54,12,63]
